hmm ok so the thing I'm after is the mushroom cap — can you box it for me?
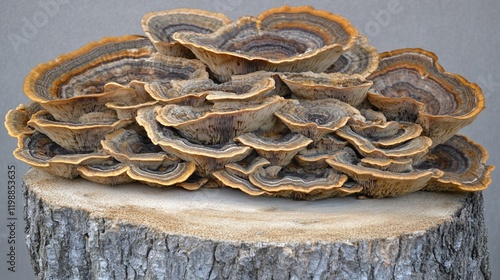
[231,70,292,97]
[360,157,413,173]
[24,35,208,121]
[367,48,485,146]
[336,125,432,161]
[127,162,196,188]
[28,110,133,151]
[234,131,312,166]
[146,76,276,104]
[136,106,253,175]
[77,162,134,185]
[213,169,268,196]
[248,163,349,199]
[326,35,379,78]
[295,134,348,168]
[105,100,158,120]
[326,148,434,198]
[224,154,271,178]
[146,79,212,106]
[14,132,111,179]
[279,71,372,107]
[274,99,364,142]
[101,128,177,169]
[415,134,494,192]
[142,8,231,57]
[349,121,423,147]
[155,95,286,145]
[5,102,42,137]
[173,6,358,81]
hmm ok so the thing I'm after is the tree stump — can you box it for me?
[23,168,490,280]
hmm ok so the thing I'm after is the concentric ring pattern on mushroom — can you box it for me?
[5,6,494,200]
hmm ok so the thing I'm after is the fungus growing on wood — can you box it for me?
[367,48,485,146]
[173,6,358,81]
[142,8,231,57]
[279,72,372,107]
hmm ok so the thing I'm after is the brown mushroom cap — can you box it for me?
[248,164,349,199]
[213,169,268,196]
[224,154,271,178]
[155,96,286,145]
[415,134,494,192]
[336,124,431,162]
[24,36,208,121]
[105,100,158,120]
[101,128,177,169]
[77,162,134,185]
[326,148,434,198]
[367,48,485,146]
[349,121,423,147]
[234,131,312,166]
[14,132,111,179]
[5,102,42,137]
[326,35,379,78]
[274,99,364,142]
[28,110,133,152]
[279,72,372,107]
[360,157,413,173]
[136,106,253,175]
[146,76,276,105]
[142,8,231,57]
[127,162,196,188]
[173,6,358,81]
[295,134,348,168]
[231,71,292,97]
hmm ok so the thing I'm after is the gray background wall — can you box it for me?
[0,0,498,279]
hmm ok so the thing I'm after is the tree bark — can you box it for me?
[23,168,490,280]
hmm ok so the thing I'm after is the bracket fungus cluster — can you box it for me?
[5,6,493,200]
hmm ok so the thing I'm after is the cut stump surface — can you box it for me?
[23,168,490,279]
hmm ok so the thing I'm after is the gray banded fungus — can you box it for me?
[415,134,494,192]
[146,75,276,105]
[77,160,196,187]
[4,6,494,200]
[155,96,286,145]
[101,128,178,169]
[15,132,112,179]
[224,154,271,178]
[326,35,379,78]
[295,134,348,168]
[367,48,485,146]
[213,169,268,196]
[77,162,135,185]
[142,9,231,57]
[234,132,313,166]
[279,72,372,107]
[249,164,349,200]
[23,35,208,122]
[5,102,42,137]
[105,100,159,120]
[231,71,292,97]
[349,121,423,147]
[274,99,364,142]
[336,125,432,162]
[173,6,358,81]
[360,157,413,173]
[28,110,133,152]
[326,148,435,198]
[28,110,133,151]
[136,106,252,175]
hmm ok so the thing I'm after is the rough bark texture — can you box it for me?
[23,169,490,280]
